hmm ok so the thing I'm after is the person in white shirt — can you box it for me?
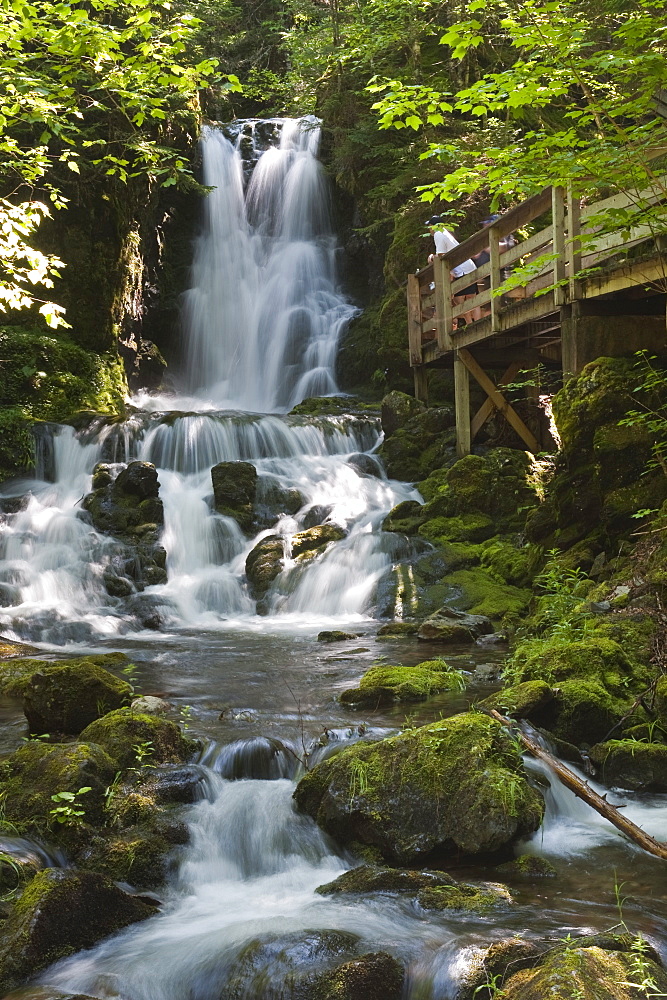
[425,215,478,323]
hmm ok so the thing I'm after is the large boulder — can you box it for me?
[0,651,128,699]
[293,712,543,863]
[79,708,197,771]
[291,524,346,560]
[417,606,495,643]
[380,390,426,437]
[379,404,456,480]
[589,740,667,791]
[22,659,133,734]
[211,461,258,532]
[311,952,404,1000]
[477,680,555,720]
[0,869,154,992]
[339,659,463,707]
[245,535,285,598]
[83,461,163,534]
[0,741,116,833]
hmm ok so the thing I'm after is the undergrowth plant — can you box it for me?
[49,786,91,828]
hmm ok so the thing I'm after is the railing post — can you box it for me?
[489,225,500,332]
[454,349,471,457]
[407,273,423,366]
[552,185,566,305]
[566,183,582,301]
[413,365,428,403]
[433,255,453,350]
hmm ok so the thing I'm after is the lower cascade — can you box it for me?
[2,116,667,1000]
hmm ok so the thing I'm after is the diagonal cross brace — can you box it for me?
[458,348,540,454]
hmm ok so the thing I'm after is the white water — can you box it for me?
[0,118,422,644]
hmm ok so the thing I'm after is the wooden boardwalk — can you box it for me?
[407,181,667,455]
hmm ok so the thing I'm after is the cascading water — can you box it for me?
[0,118,423,644]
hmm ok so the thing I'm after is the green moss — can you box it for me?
[0,326,126,422]
[445,568,532,621]
[589,739,667,791]
[590,614,657,666]
[0,740,117,835]
[496,854,557,878]
[340,659,463,707]
[417,882,510,914]
[315,864,458,896]
[418,513,495,544]
[79,708,197,771]
[381,499,426,535]
[552,679,620,745]
[294,712,543,862]
[552,356,638,460]
[507,636,648,697]
[0,651,129,700]
[376,622,420,637]
[79,828,173,888]
[0,406,34,480]
[310,952,405,1000]
[479,539,542,588]
[477,680,554,719]
[23,657,133,734]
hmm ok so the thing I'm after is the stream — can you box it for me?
[1,117,667,998]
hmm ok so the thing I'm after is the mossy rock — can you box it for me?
[0,868,154,992]
[601,473,667,534]
[245,535,285,597]
[418,513,495,544]
[0,637,40,660]
[376,622,420,637]
[0,651,128,700]
[378,409,457,480]
[318,630,358,642]
[458,937,544,1000]
[496,854,557,879]
[79,708,196,771]
[552,356,638,460]
[551,679,620,745]
[381,500,426,535]
[417,606,494,643]
[444,568,532,620]
[590,613,657,667]
[501,942,667,1000]
[380,390,426,436]
[22,659,133,734]
[310,952,404,1000]
[417,881,511,914]
[479,539,542,588]
[211,460,257,532]
[77,827,174,889]
[589,740,667,791]
[339,659,462,707]
[0,741,116,834]
[419,449,539,532]
[315,864,458,896]
[291,524,346,560]
[507,636,648,698]
[654,675,667,720]
[82,461,164,537]
[477,680,554,720]
[293,712,543,863]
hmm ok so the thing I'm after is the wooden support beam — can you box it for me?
[454,350,471,457]
[470,360,522,441]
[567,184,582,301]
[433,256,453,351]
[552,186,567,306]
[489,225,501,333]
[413,365,428,403]
[458,348,540,454]
[407,273,423,366]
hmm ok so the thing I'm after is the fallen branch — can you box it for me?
[489,709,667,861]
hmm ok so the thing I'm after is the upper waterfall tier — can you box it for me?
[180,118,358,413]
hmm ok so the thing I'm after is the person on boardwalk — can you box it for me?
[425,215,478,323]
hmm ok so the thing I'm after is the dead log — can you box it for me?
[489,709,667,861]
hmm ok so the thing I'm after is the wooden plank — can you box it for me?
[454,351,471,457]
[471,360,522,441]
[407,273,423,366]
[580,174,667,221]
[552,186,566,306]
[413,365,428,402]
[489,224,501,332]
[433,255,453,351]
[458,348,540,453]
[580,253,667,298]
[501,224,555,267]
[567,184,582,299]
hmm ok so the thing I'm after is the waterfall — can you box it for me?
[181,118,357,413]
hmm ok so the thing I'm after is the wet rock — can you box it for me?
[381,500,425,535]
[115,462,160,499]
[347,453,382,477]
[379,406,456,480]
[302,504,333,529]
[294,712,543,863]
[380,390,426,437]
[127,592,177,630]
[79,708,197,771]
[500,939,667,1000]
[0,652,128,700]
[589,740,667,791]
[23,658,133,734]
[477,680,554,720]
[83,461,164,534]
[312,951,404,1000]
[418,606,495,643]
[291,523,346,560]
[245,535,285,598]
[1,741,117,834]
[144,765,207,804]
[496,854,557,879]
[376,622,420,637]
[255,478,304,528]
[77,827,175,890]
[131,695,170,714]
[340,659,463,707]
[0,636,40,660]
[102,568,134,598]
[224,929,361,1000]
[418,881,511,914]
[457,938,544,1000]
[0,582,20,607]
[0,868,154,992]
[318,630,358,642]
[315,864,458,896]
[211,461,258,533]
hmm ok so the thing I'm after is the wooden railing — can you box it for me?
[408,176,667,367]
